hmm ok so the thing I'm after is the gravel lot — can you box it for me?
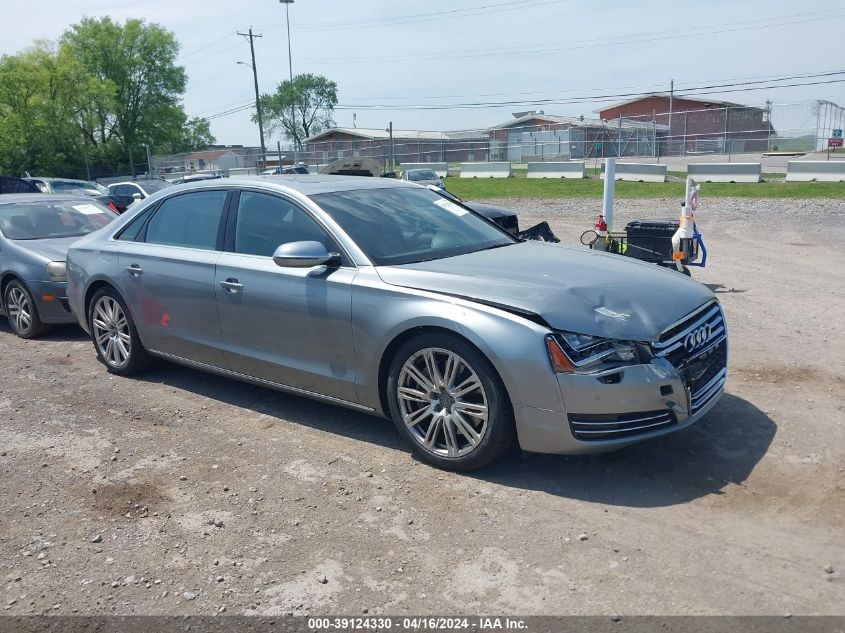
[1,196,843,616]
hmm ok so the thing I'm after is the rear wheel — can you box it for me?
[4,280,48,339]
[386,333,515,471]
[88,287,151,375]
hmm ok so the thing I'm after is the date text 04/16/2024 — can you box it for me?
[307,617,527,630]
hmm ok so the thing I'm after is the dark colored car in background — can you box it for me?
[1,176,41,195]
[108,179,173,206]
[0,194,117,338]
[25,177,130,214]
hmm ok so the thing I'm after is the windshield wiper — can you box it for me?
[476,242,514,252]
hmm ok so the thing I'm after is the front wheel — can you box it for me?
[88,287,151,375]
[386,333,515,471]
[4,280,48,339]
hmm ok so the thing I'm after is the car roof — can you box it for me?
[0,193,95,205]
[175,174,419,196]
[28,177,91,184]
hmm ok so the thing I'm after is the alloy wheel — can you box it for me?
[7,287,31,334]
[92,296,132,369]
[397,347,489,458]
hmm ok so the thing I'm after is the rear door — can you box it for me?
[118,189,230,366]
[215,190,359,402]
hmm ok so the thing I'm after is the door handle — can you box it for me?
[219,278,244,293]
[125,264,143,277]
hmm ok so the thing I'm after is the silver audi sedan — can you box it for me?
[66,176,727,471]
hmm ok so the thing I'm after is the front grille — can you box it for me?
[687,341,727,413]
[569,410,676,441]
[652,301,728,413]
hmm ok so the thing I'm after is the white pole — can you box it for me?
[602,158,616,232]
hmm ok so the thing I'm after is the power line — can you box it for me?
[286,11,845,67]
[332,71,845,110]
[261,0,567,32]
[193,71,845,121]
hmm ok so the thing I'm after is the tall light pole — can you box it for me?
[279,0,296,163]
[237,27,267,167]
[279,0,294,82]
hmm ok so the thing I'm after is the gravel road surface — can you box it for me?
[1,197,843,616]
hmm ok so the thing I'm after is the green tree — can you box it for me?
[61,16,187,172]
[0,42,108,177]
[258,73,337,149]
[160,116,215,154]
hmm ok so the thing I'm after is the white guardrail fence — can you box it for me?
[459,162,513,178]
[526,161,585,178]
[399,162,449,177]
[686,163,762,183]
[785,160,845,182]
[600,162,667,182]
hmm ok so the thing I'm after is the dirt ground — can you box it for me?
[1,196,843,616]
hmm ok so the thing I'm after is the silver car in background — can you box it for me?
[401,168,444,189]
[0,194,116,337]
[66,176,726,471]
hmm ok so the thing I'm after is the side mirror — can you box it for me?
[272,241,341,268]
[132,192,143,200]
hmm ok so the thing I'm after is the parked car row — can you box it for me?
[1,174,727,470]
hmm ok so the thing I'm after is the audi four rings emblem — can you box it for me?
[683,324,712,352]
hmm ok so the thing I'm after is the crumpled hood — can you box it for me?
[10,236,79,262]
[376,241,714,341]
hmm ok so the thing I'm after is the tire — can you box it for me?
[386,333,516,471]
[87,286,151,375]
[4,280,48,339]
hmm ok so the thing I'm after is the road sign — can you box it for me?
[829,138,844,148]
[594,142,602,150]
[833,129,843,138]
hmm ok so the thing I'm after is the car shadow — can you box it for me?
[133,363,406,452]
[472,393,775,508]
[0,320,90,342]
[132,361,774,508]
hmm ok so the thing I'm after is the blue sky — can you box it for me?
[3,0,845,145]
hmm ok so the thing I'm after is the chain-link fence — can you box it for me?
[296,100,845,170]
[136,100,843,182]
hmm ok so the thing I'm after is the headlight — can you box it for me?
[46,261,67,282]
[545,331,640,374]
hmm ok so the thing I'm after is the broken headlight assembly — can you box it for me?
[545,331,646,374]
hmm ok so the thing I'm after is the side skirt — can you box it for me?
[147,348,377,414]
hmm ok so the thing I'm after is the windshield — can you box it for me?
[407,169,437,181]
[140,180,173,193]
[311,187,515,266]
[48,179,109,195]
[0,200,116,240]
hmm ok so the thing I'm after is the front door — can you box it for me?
[118,189,229,366]
[215,190,359,402]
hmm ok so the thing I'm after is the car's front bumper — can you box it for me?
[27,280,75,324]
[515,353,727,455]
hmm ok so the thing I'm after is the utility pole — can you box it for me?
[279,0,296,163]
[668,78,674,154]
[388,121,394,172]
[765,99,773,152]
[144,143,154,179]
[238,27,266,167]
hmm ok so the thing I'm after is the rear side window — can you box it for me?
[144,190,228,250]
